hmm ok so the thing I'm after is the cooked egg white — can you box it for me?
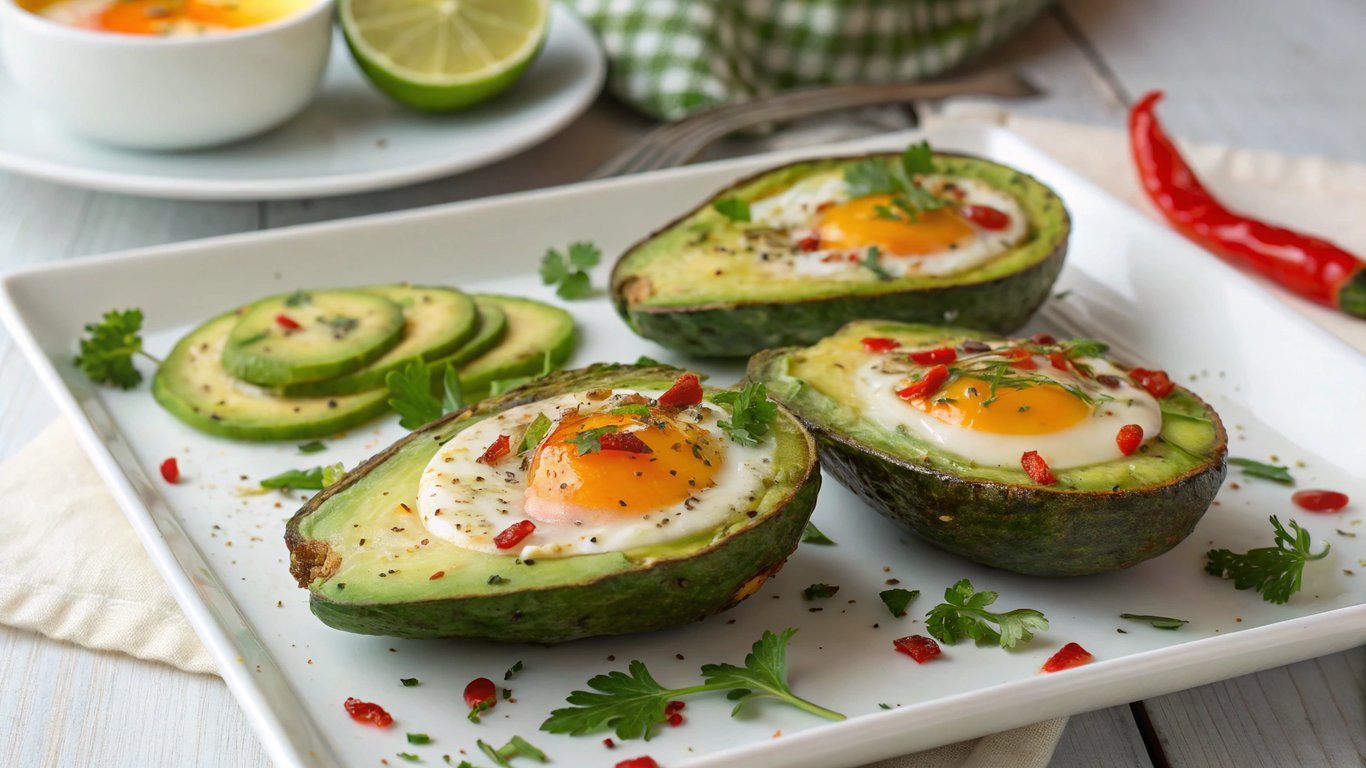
[417,390,777,559]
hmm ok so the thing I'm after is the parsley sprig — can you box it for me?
[843,141,952,223]
[540,629,843,742]
[925,579,1049,649]
[710,382,778,447]
[1206,516,1328,604]
[74,308,161,389]
[386,361,464,430]
[539,241,601,300]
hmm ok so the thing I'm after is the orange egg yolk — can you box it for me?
[523,411,723,523]
[906,376,1090,435]
[19,0,305,35]
[816,194,976,256]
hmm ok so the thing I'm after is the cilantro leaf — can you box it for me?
[711,381,778,447]
[297,440,327,454]
[540,241,601,300]
[859,247,894,281]
[521,414,552,454]
[925,578,1049,649]
[879,588,920,618]
[1228,457,1294,485]
[699,629,845,722]
[259,466,325,490]
[74,308,154,389]
[556,271,592,300]
[1205,516,1328,604]
[567,425,619,456]
[387,359,443,429]
[568,242,601,270]
[400,677,420,687]
[1119,613,1189,630]
[900,140,936,175]
[802,583,839,600]
[713,197,751,222]
[801,522,836,545]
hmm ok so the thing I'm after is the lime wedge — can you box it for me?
[341,0,549,112]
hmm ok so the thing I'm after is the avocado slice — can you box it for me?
[747,320,1227,576]
[285,363,821,642]
[448,294,576,398]
[611,152,1069,357]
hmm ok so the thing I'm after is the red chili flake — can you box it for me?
[1128,367,1174,398]
[615,758,659,768]
[861,337,900,353]
[820,253,844,263]
[959,205,1011,230]
[1292,489,1351,513]
[1041,642,1093,673]
[463,677,497,711]
[657,373,703,408]
[494,520,536,550]
[893,634,942,664]
[797,235,821,251]
[429,571,445,581]
[667,713,684,727]
[896,364,949,401]
[343,697,393,728]
[1021,451,1057,485]
[603,738,616,749]
[665,700,685,715]
[274,314,301,330]
[476,434,511,465]
[1031,332,1057,345]
[1047,350,1069,372]
[599,431,653,454]
[1116,424,1144,456]
[1000,347,1037,370]
[159,457,180,484]
[908,347,957,365]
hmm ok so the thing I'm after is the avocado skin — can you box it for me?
[748,348,1228,577]
[286,363,821,642]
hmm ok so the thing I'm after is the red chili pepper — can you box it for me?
[1047,350,1069,372]
[1128,367,1174,399]
[797,235,822,252]
[657,373,702,408]
[959,205,1011,231]
[1130,91,1366,318]
[476,434,511,465]
[1021,451,1057,485]
[494,520,536,550]
[893,634,942,664]
[464,677,497,711]
[159,457,180,484]
[1292,489,1350,513]
[1041,642,1093,673]
[1000,347,1037,370]
[343,697,393,728]
[1116,424,1144,456]
[909,347,957,365]
[615,758,659,768]
[896,364,949,401]
[861,337,900,353]
[274,314,301,330]
[599,431,653,454]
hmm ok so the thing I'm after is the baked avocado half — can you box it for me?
[612,144,1069,357]
[747,320,1227,576]
[286,363,821,642]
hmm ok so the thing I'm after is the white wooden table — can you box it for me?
[1,0,1363,765]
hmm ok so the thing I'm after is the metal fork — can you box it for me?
[588,68,1040,179]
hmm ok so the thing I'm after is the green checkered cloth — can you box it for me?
[563,0,1052,121]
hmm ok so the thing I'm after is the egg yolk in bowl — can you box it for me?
[18,0,312,35]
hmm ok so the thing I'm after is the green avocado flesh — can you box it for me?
[747,320,1228,576]
[285,364,821,642]
[452,294,576,398]
[612,152,1069,357]
[222,290,407,386]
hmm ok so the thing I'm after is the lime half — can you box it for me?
[341,0,549,112]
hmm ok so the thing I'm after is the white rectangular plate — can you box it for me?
[2,125,1363,768]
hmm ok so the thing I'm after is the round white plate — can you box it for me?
[0,4,604,200]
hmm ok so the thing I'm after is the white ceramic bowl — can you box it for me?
[0,0,333,150]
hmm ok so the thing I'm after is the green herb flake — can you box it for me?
[711,382,778,447]
[505,660,524,680]
[297,440,327,454]
[801,522,836,546]
[259,466,326,490]
[1119,613,1189,630]
[74,308,155,389]
[713,197,751,222]
[283,290,310,307]
[802,583,839,600]
[440,363,464,415]
[879,588,920,618]
[468,698,494,724]
[925,578,1049,649]
[540,241,602,300]
[1228,457,1294,485]
[859,246,894,281]
[878,703,893,710]
[400,677,420,687]
[320,462,346,487]
[396,753,420,763]
[1206,516,1329,604]
[387,359,443,430]
[567,425,619,456]
[407,733,431,745]
[521,415,552,454]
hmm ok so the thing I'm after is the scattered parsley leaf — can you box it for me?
[859,246,894,281]
[878,703,893,710]
[713,197,751,222]
[297,440,327,454]
[1063,338,1109,359]
[1053,289,1073,300]
[284,290,310,307]
[879,588,920,618]
[407,733,431,745]
[396,753,420,763]
[468,698,494,724]
[259,466,325,490]
[321,462,346,487]
[900,140,936,175]
[400,678,420,687]
[521,414,552,454]
[1119,613,1189,630]
[387,360,443,429]
[441,363,465,415]
[1206,516,1328,604]
[1228,457,1294,485]
[711,381,778,447]
[800,522,836,545]
[502,687,512,700]
[540,241,601,300]
[699,629,846,722]
[505,660,525,680]
[634,355,663,366]
[478,735,547,767]
[802,583,839,600]
[925,578,1049,649]
[74,308,157,389]
[567,425,619,456]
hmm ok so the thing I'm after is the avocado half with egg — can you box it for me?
[286,363,821,641]
[611,148,1069,357]
[747,320,1227,576]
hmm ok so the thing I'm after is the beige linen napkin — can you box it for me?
[5,113,1365,767]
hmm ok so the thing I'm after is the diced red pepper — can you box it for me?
[908,347,957,365]
[1128,367,1174,398]
[599,431,653,454]
[603,738,616,749]
[494,520,536,550]
[797,235,821,251]
[429,571,445,581]
[1031,332,1057,345]
[463,677,497,711]
[665,700,686,714]
[893,634,942,664]
[657,373,703,408]
[1116,424,1144,456]
[667,713,684,727]
[343,697,393,728]
[959,205,1011,231]
[896,364,949,401]
[1000,347,1037,370]
[1048,351,1069,372]
[476,434,511,465]
[274,314,301,330]
[1021,451,1057,485]
[1292,489,1350,513]
[1041,642,1093,673]
[615,758,659,768]
[159,457,180,484]
[861,337,900,353]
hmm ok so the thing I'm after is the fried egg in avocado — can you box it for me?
[418,381,776,560]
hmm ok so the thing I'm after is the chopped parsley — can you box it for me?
[521,414,552,454]
[1119,613,1189,630]
[925,578,1048,649]
[74,308,160,389]
[859,246,894,281]
[844,141,951,223]
[396,753,420,763]
[879,588,920,618]
[387,361,464,430]
[713,197,751,222]
[711,381,778,447]
[407,733,431,745]
[478,736,548,767]
[468,698,494,724]
[567,425,619,456]
[539,241,601,300]
[297,440,327,454]
[1228,457,1294,485]
[1206,516,1328,604]
[802,583,839,600]
[400,677,420,687]
[505,660,525,680]
[284,290,310,307]
[800,522,836,545]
